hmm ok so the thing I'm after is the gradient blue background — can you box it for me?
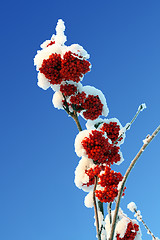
[0,0,160,239]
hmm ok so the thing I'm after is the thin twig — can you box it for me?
[108,202,112,225]
[109,125,160,240]
[114,104,146,144]
[93,176,101,240]
[134,209,157,240]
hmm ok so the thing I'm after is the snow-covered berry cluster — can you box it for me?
[34,19,108,121]
[74,118,126,203]
[116,221,139,240]
[105,210,142,240]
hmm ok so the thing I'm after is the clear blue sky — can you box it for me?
[0,0,160,239]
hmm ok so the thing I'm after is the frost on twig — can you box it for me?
[116,103,147,144]
[128,202,160,240]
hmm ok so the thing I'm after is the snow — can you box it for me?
[37,72,50,90]
[74,156,95,192]
[52,91,64,109]
[74,129,91,157]
[127,202,137,212]
[119,122,131,137]
[138,103,147,112]
[105,209,142,240]
[86,118,104,130]
[65,44,90,59]
[116,217,129,238]
[84,191,94,208]
[55,19,67,45]
[143,135,151,145]
[117,180,123,191]
[50,84,61,92]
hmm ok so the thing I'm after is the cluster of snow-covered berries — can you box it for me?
[105,210,141,240]
[34,19,141,240]
[34,19,108,121]
[74,118,126,203]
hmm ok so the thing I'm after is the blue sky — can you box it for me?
[0,0,160,239]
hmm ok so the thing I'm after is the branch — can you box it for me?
[72,111,82,132]
[109,125,160,240]
[134,209,157,240]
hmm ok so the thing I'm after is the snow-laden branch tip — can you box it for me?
[138,103,147,112]
[55,19,67,45]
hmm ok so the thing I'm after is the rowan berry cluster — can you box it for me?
[61,51,91,82]
[81,130,120,165]
[100,122,122,143]
[40,51,90,85]
[82,95,103,120]
[116,221,139,240]
[96,166,125,203]
[60,83,78,97]
[84,165,125,203]
[39,53,62,85]
[34,20,108,121]
[75,120,125,202]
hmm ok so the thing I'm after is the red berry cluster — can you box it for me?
[84,165,102,187]
[116,222,139,240]
[83,164,125,203]
[61,51,91,82]
[81,130,112,164]
[82,95,103,120]
[39,51,90,85]
[60,84,77,97]
[70,92,86,107]
[105,145,121,165]
[95,166,124,203]
[100,122,121,143]
[81,130,120,165]
[70,93,103,119]
[39,53,62,85]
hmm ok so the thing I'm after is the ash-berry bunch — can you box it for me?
[34,19,108,121]
[74,121,125,203]
[105,211,141,240]
[95,166,125,203]
[60,83,77,97]
[75,128,123,166]
[84,165,125,203]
